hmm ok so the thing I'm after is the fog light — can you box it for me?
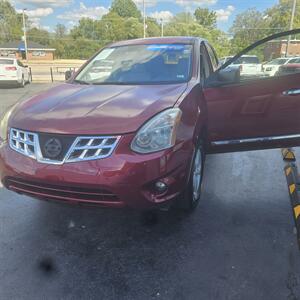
[155,181,168,193]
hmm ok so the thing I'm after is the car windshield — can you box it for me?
[0,59,13,65]
[232,56,260,64]
[75,44,193,85]
[266,58,288,65]
[288,58,300,63]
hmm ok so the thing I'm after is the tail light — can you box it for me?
[5,66,17,71]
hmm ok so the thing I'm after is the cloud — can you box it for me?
[28,17,40,27]
[18,7,54,17]
[13,0,72,7]
[150,11,174,22]
[16,7,53,28]
[57,2,108,21]
[215,5,235,22]
[133,0,157,8]
[175,0,217,6]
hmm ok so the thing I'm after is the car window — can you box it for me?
[288,58,300,63]
[222,31,300,82]
[0,59,14,65]
[205,43,218,71]
[200,44,212,81]
[75,44,193,85]
[266,58,288,65]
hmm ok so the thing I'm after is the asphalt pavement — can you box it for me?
[0,84,299,300]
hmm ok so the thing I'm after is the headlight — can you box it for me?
[0,105,16,142]
[131,108,182,154]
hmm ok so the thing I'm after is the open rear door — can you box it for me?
[204,29,300,153]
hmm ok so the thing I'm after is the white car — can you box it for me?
[0,57,30,87]
[263,57,299,77]
[220,55,264,78]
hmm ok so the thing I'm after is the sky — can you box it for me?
[10,0,280,32]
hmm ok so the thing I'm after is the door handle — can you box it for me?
[282,89,300,96]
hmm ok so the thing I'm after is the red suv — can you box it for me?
[1,30,300,211]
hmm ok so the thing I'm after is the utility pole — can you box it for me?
[22,9,28,61]
[286,0,297,57]
[160,18,164,37]
[143,0,146,38]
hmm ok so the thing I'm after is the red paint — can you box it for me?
[1,37,300,209]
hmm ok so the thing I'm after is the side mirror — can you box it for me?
[218,66,240,83]
[206,66,240,87]
[65,70,74,81]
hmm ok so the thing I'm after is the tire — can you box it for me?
[19,76,25,88]
[175,139,205,212]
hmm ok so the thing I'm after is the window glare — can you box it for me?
[76,44,193,85]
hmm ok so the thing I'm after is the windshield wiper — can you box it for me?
[73,79,90,85]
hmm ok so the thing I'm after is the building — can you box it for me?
[264,39,300,60]
[0,41,56,60]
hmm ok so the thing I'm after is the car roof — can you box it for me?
[109,37,203,47]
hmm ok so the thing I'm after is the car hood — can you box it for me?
[10,83,187,135]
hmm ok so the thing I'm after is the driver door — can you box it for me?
[204,29,300,153]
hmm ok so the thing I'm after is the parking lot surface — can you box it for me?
[0,84,300,300]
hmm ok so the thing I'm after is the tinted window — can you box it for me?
[0,59,14,65]
[288,58,300,63]
[200,45,211,80]
[223,32,300,83]
[206,44,218,71]
[76,44,193,85]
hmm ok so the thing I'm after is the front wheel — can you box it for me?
[19,76,25,88]
[175,140,205,211]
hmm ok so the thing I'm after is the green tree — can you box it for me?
[27,27,50,45]
[110,0,141,19]
[265,0,300,32]
[172,12,195,24]
[194,8,217,29]
[70,18,99,40]
[145,17,160,37]
[55,24,67,38]
[164,17,230,57]
[0,0,23,43]
[264,0,300,42]
[229,8,269,53]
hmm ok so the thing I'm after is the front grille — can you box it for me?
[9,128,120,165]
[66,136,120,163]
[10,128,38,159]
[5,177,120,203]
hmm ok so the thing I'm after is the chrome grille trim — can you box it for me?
[65,136,121,163]
[9,128,38,159]
[9,128,121,165]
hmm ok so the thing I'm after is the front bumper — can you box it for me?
[0,134,193,210]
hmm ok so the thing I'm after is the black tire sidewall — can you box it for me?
[175,139,205,211]
[20,76,25,88]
